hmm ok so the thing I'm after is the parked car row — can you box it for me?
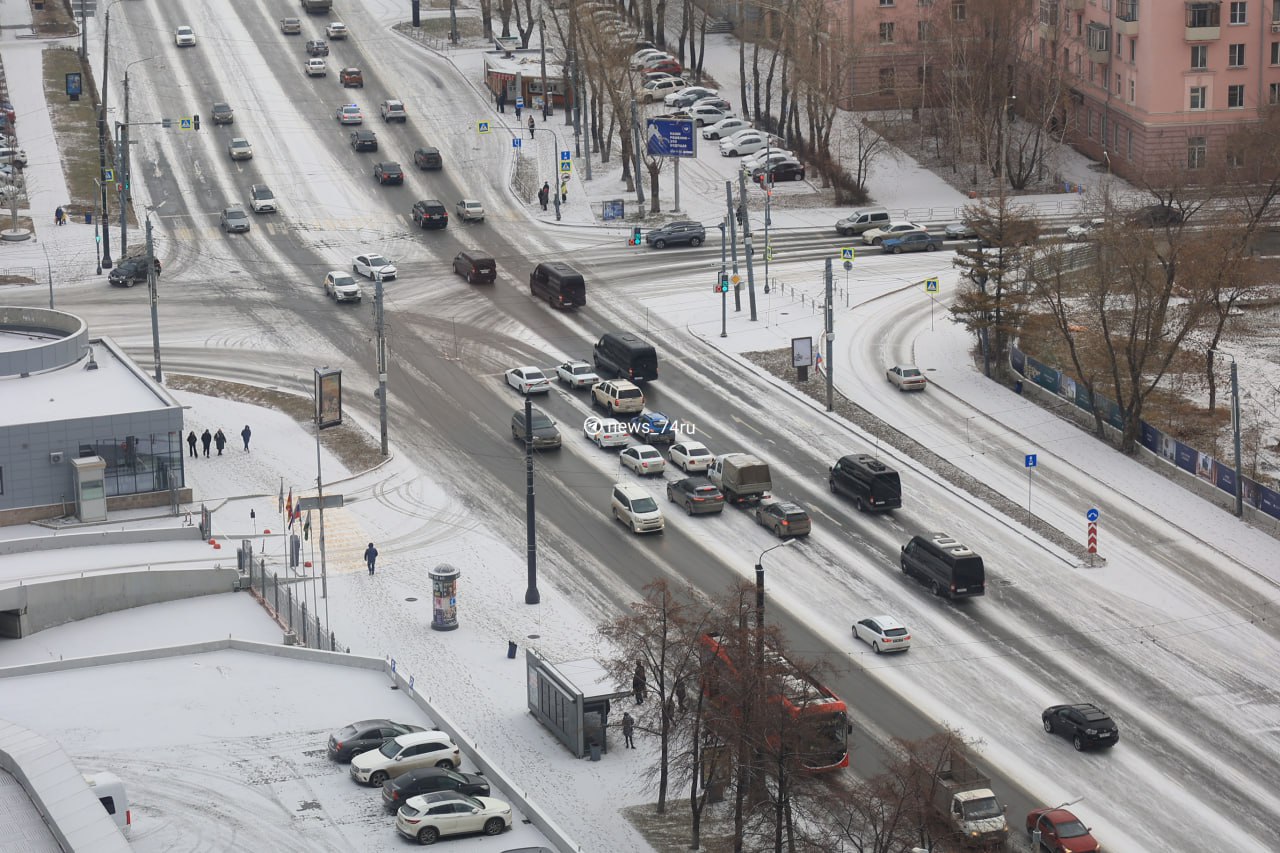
[324,719,515,844]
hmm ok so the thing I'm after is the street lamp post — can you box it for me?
[1031,798,1083,850]
[97,0,127,270]
[1210,349,1244,517]
[754,539,793,661]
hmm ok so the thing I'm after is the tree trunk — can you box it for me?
[648,160,660,213]
[479,0,494,40]
[655,0,667,45]
[738,38,750,121]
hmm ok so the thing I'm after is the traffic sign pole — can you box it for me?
[1025,454,1038,524]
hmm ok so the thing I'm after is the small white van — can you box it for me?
[85,772,131,835]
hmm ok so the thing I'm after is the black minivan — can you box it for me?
[829,454,902,511]
[594,332,658,382]
[900,533,985,598]
[530,262,587,309]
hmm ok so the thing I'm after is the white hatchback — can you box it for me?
[853,615,912,654]
[506,367,551,394]
[174,26,196,46]
[668,441,714,473]
[584,417,628,448]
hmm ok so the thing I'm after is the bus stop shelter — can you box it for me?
[525,649,630,759]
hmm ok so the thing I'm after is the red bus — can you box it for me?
[700,631,850,772]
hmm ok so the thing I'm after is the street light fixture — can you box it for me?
[118,55,161,260]
[755,539,793,666]
[1030,797,1083,850]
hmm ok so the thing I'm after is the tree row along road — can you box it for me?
[35,4,1279,850]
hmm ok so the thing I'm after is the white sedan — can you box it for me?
[352,253,397,280]
[687,103,733,127]
[505,367,551,394]
[886,364,927,391]
[556,360,599,389]
[741,149,795,171]
[175,25,196,46]
[702,117,750,140]
[862,221,926,246]
[668,440,714,473]
[306,59,328,77]
[620,445,666,476]
[584,417,629,448]
[456,199,485,222]
[720,133,781,157]
[853,615,912,653]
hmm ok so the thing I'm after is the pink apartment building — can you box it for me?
[835,0,1280,180]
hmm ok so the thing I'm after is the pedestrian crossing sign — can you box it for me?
[477,121,490,134]
[840,247,854,261]
[179,117,192,130]
[925,278,939,293]
[103,169,114,182]
[559,161,571,173]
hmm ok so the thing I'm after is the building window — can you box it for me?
[1228,83,1245,106]
[1229,1,1247,23]
[1189,85,1207,109]
[1191,45,1208,69]
[879,22,895,43]
[1227,149,1245,168]
[1087,23,1110,53]
[1118,0,1139,21]
[1126,128,1133,159]
[879,0,895,6]
[1129,78,1136,102]
[1041,0,1059,26]
[1115,72,1122,94]
[1271,41,1279,64]
[918,0,934,5]
[952,0,967,20]
[918,20,931,41]
[918,65,931,86]
[879,68,896,92]
[1187,2,1221,26]
[1229,44,1246,66]
[1270,82,1280,103]
[1188,136,1207,169]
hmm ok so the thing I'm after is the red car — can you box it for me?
[1026,808,1100,853]
[646,58,683,76]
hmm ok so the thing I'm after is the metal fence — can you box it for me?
[241,544,347,653]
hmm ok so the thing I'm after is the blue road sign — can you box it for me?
[645,118,697,158]
[1087,507,1099,522]
[925,277,939,293]
[1025,454,1037,468]
[103,168,114,182]
[477,121,490,134]
[515,97,524,109]
[512,138,522,148]
[560,150,571,161]
[840,247,854,261]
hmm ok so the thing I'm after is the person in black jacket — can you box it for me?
[241,424,252,451]
[186,430,198,458]
[213,429,227,455]
[201,429,212,458]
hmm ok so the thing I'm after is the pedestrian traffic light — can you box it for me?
[193,114,201,131]
[717,269,729,293]
[631,226,642,246]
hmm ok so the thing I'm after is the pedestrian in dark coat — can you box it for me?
[497,89,507,113]
[241,425,251,451]
[538,184,548,211]
[528,116,536,138]
[200,429,212,458]
[213,429,227,455]
[55,206,65,226]
[632,660,647,705]
[621,712,635,748]
[364,542,378,575]
[186,430,198,458]
[515,102,523,121]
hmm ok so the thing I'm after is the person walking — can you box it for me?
[55,206,65,226]
[240,425,252,451]
[200,429,212,458]
[213,429,227,455]
[528,115,536,138]
[621,712,635,749]
[632,661,647,705]
[364,542,378,575]
[515,101,523,121]
[186,430,198,458]
[561,184,568,205]
[497,89,507,113]
[538,184,548,211]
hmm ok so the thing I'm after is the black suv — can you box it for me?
[108,255,161,287]
[646,220,705,249]
[412,199,448,229]
[381,768,491,813]
[306,39,329,56]
[350,129,378,151]
[413,147,443,170]
[1041,703,1120,751]
[211,101,234,125]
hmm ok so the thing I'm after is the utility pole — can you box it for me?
[738,169,758,321]
[762,169,772,294]
[1212,349,1244,517]
[630,99,645,206]
[524,395,540,604]
[718,218,728,338]
[448,0,458,43]
[725,181,740,312]
[314,369,330,605]
[98,8,113,269]
[375,272,388,457]
[538,16,550,120]
[146,213,161,382]
[824,258,834,411]
[119,69,131,260]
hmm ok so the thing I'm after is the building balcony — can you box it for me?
[1185,25,1220,39]
[1116,0,1139,35]
[1064,0,1084,9]
[1185,2,1220,39]
[1038,22,1059,42]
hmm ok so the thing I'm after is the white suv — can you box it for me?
[350,730,461,786]
[611,483,664,534]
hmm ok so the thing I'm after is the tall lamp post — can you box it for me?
[754,539,793,660]
[97,0,127,270]
[1031,798,1083,851]
[118,55,159,261]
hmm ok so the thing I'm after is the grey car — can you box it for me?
[220,206,250,233]
[511,407,561,449]
[211,101,234,125]
[646,220,705,249]
[666,478,725,515]
[944,221,977,239]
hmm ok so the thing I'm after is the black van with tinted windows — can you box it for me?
[900,533,985,598]
[594,332,658,382]
[530,262,586,309]
[829,454,902,511]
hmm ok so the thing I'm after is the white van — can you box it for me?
[85,772,131,835]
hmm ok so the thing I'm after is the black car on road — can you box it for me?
[1042,703,1119,751]
[211,101,234,125]
[327,719,426,762]
[108,255,161,287]
[666,478,725,515]
[306,39,329,56]
[374,162,404,185]
[381,767,491,813]
[412,199,449,228]
[350,129,378,152]
[646,220,705,249]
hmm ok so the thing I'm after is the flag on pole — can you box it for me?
[278,479,284,514]
[303,510,312,541]
[285,488,293,521]
[292,503,302,525]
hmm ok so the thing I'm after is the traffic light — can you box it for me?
[631,226,642,246]
[717,268,729,293]
[193,114,201,131]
